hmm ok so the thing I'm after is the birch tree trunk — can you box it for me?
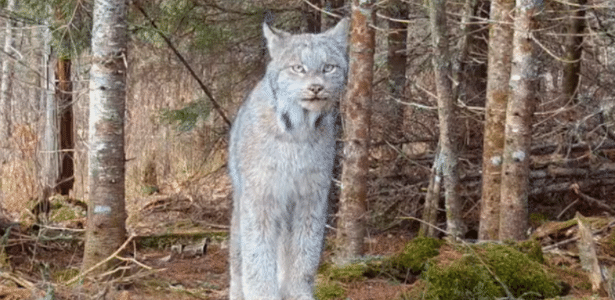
[478,0,514,241]
[428,0,463,239]
[82,0,128,273]
[0,0,17,162]
[499,0,540,241]
[335,0,374,264]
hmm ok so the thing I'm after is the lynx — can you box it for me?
[228,19,349,300]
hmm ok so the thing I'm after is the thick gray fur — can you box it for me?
[228,18,349,300]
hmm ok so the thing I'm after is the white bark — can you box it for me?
[41,10,59,193]
[83,0,128,272]
[0,0,17,161]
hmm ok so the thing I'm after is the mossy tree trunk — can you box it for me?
[478,0,514,241]
[335,0,374,265]
[499,0,540,241]
[82,0,128,274]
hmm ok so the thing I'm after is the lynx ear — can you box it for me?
[263,22,291,58]
[323,18,349,48]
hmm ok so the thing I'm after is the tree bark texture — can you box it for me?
[428,0,463,239]
[336,0,374,264]
[499,0,540,241]
[562,0,586,103]
[82,0,128,274]
[0,0,17,162]
[478,0,514,241]
[41,16,59,198]
[56,58,74,195]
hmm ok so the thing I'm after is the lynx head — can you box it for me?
[263,19,349,118]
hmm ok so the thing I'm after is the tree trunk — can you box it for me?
[40,14,59,200]
[303,0,322,33]
[335,0,374,265]
[452,0,479,101]
[499,0,539,241]
[82,0,128,274]
[386,0,407,142]
[56,58,74,195]
[428,0,463,239]
[478,0,514,241]
[562,0,586,103]
[0,0,17,162]
[322,0,345,30]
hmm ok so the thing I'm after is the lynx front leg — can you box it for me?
[281,192,329,300]
[240,195,282,300]
[229,203,243,300]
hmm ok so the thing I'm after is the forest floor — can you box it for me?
[0,174,613,299]
[2,229,417,300]
[1,226,612,300]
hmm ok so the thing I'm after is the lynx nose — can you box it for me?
[308,84,324,95]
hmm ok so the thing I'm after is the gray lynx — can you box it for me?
[228,18,349,300]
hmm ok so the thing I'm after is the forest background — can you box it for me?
[0,0,615,298]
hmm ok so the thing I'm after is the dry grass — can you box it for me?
[1,124,39,219]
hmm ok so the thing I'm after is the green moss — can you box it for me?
[53,268,80,282]
[574,281,592,291]
[479,244,561,299]
[50,206,78,222]
[314,280,345,300]
[422,256,501,300]
[415,243,561,300]
[327,262,369,282]
[529,213,549,227]
[389,236,444,273]
[602,229,615,257]
[517,239,545,264]
[141,185,159,195]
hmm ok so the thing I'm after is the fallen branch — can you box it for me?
[572,184,615,215]
[67,234,136,285]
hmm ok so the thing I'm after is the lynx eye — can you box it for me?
[291,65,306,73]
[323,64,337,73]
